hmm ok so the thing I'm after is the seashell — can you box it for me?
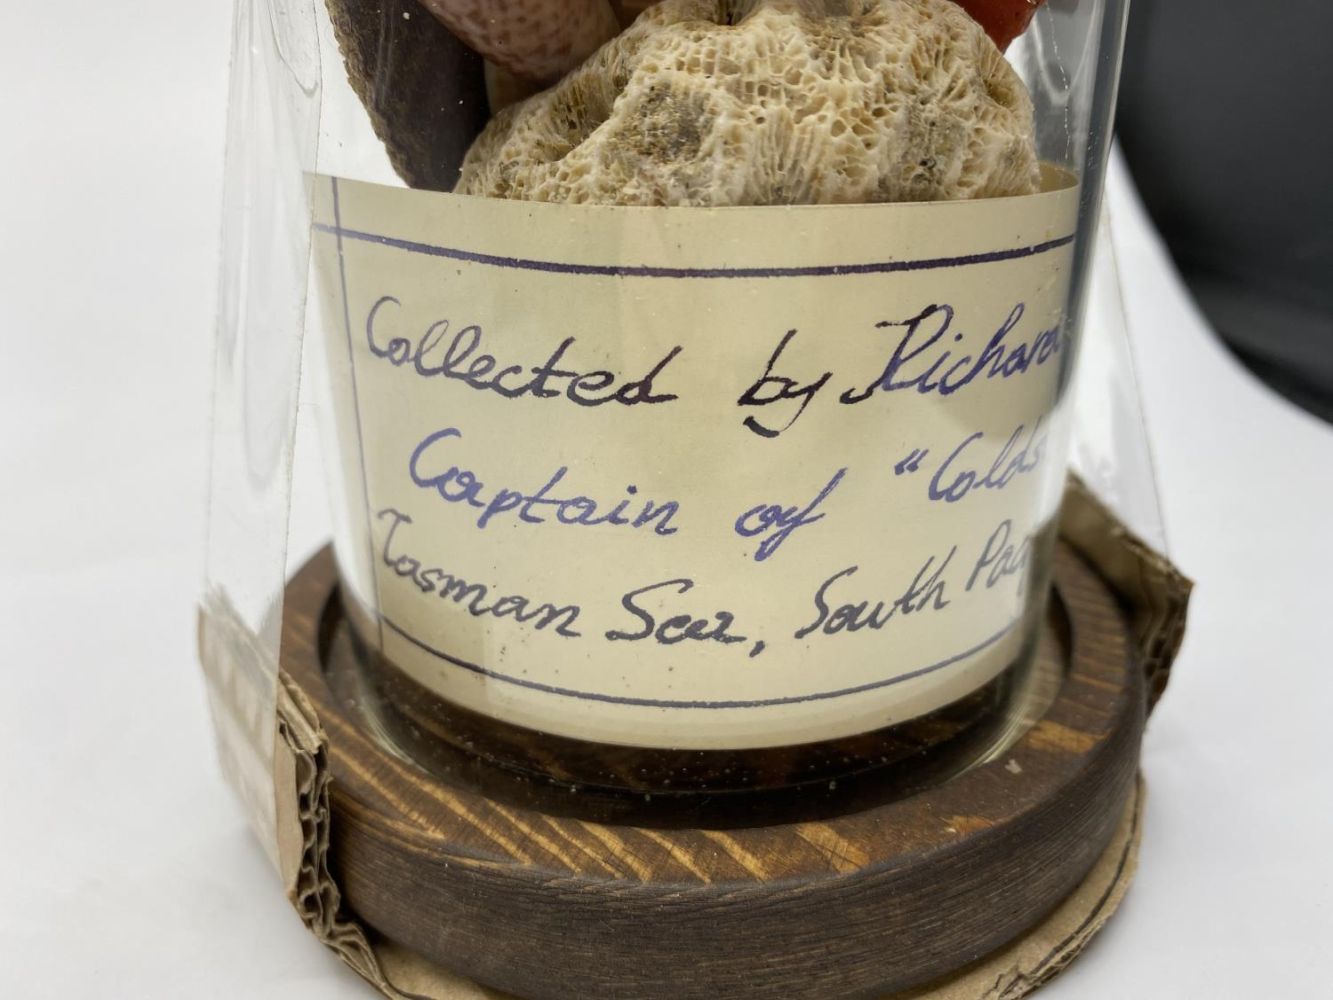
[456,0,1041,206]
[418,0,622,84]
[324,0,489,190]
[952,0,1046,51]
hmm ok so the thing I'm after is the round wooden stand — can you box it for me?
[281,542,1144,1000]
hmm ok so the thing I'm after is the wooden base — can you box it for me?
[281,543,1144,1000]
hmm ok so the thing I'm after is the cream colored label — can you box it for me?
[311,173,1080,750]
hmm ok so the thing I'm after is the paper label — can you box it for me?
[311,172,1080,749]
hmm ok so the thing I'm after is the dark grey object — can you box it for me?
[1117,0,1333,420]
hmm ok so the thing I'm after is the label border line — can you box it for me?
[331,177,388,658]
[313,221,1073,280]
[380,614,1019,711]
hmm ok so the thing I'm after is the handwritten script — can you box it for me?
[314,171,1081,743]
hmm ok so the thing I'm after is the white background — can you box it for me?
[2,2,1331,997]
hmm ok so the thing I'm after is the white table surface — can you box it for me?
[3,3,1331,997]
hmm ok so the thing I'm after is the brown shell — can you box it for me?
[324,0,489,191]
[419,0,621,85]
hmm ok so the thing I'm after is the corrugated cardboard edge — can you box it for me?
[270,479,1191,1000]
[1060,475,1193,710]
[273,676,417,996]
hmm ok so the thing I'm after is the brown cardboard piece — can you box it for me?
[1059,479,1192,711]
[264,475,1189,1000]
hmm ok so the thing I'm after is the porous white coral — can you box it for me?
[456,0,1040,206]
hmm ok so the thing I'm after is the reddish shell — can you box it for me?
[952,0,1047,50]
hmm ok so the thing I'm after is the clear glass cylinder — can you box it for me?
[304,0,1130,823]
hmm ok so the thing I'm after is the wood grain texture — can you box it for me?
[281,542,1144,1000]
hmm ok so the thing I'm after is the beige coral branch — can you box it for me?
[458,0,1041,207]
[417,0,622,85]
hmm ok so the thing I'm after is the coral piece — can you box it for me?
[616,1,1047,47]
[456,0,1041,206]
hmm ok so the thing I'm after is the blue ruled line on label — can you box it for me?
[312,221,1074,280]
[380,615,1018,710]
